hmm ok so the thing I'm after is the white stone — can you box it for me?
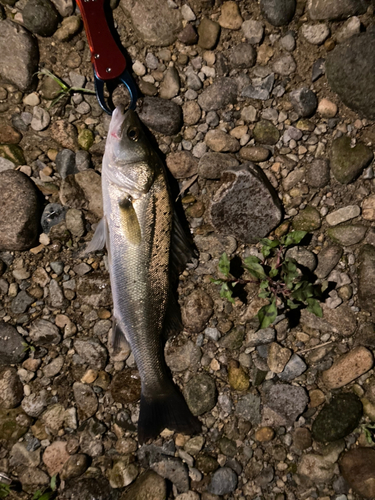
[132,60,146,76]
[181,4,196,21]
[301,23,330,45]
[242,19,264,44]
[326,205,361,226]
[23,92,40,106]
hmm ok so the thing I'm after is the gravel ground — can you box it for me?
[1,0,375,499]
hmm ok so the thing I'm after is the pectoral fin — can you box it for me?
[85,217,108,254]
[119,196,142,245]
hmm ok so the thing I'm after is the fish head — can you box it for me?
[104,107,155,196]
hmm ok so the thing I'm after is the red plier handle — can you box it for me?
[76,0,137,114]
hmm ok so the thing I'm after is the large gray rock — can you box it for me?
[22,0,59,37]
[262,383,308,427]
[209,163,282,244]
[198,78,238,111]
[308,0,370,20]
[330,136,373,184]
[260,0,296,26]
[138,97,182,135]
[0,20,39,91]
[0,323,26,365]
[326,33,375,120]
[0,170,42,251]
[120,0,182,46]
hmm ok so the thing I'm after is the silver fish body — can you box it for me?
[88,107,200,442]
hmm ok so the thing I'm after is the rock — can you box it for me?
[292,206,321,231]
[293,427,312,450]
[272,53,296,75]
[285,246,317,272]
[255,427,274,443]
[50,0,73,16]
[43,356,64,378]
[312,393,362,442]
[340,448,375,499]
[235,393,261,424]
[50,120,79,150]
[74,339,108,369]
[0,367,23,409]
[18,467,49,489]
[322,346,373,389]
[23,0,59,36]
[182,101,201,126]
[229,43,256,69]
[197,18,220,49]
[11,290,33,314]
[228,360,250,391]
[159,67,180,100]
[75,150,91,171]
[262,384,308,427]
[281,31,296,51]
[253,120,279,144]
[0,144,25,166]
[166,151,198,179]
[315,244,343,278]
[330,136,373,184]
[326,205,360,226]
[60,454,89,481]
[165,340,201,372]
[29,319,61,345]
[120,0,182,46]
[210,163,282,244]
[205,130,240,153]
[22,392,47,417]
[245,327,275,347]
[66,208,85,237]
[198,78,237,111]
[260,0,296,26]
[326,33,375,120]
[40,403,65,435]
[120,470,166,500]
[208,467,237,496]
[49,279,65,308]
[55,149,76,179]
[73,382,98,421]
[109,460,139,488]
[175,493,199,500]
[78,129,94,150]
[279,353,307,381]
[60,170,103,218]
[317,98,337,117]
[358,245,375,314]
[41,203,66,233]
[151,456,189,493]
[242,19,264,44]
[54,15,81,41]
[336,16,361,43]
[327,224,367,246]
[0,322,26,365]
[305,159,330,188]
[0,20,39,91]
[239,146,270,162]
[0,170,42,251]
[289,88,318,117]
[0,407,31,444]
[218,1,243,30]
[0,123,22,144]
[59,476,116,500]
[322,303,356,337]
[43,441,70,476]
[10,442,40,468]
[308,0,370,20]
[178,24,198,45]
[110,370,141,404]
[77,273,111,307]
[181,290,214,333]
[301,23,330,45]
[298,452,336,483]
[241,73,274,100]
[184,373,217,415]
[267,343,292,373]
[138,97,182,135]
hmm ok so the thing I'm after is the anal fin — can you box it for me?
[85,217,107,254]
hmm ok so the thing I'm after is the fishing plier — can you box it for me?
[76,0,137,115]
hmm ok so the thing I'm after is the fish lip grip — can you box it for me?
[76,0,137,115]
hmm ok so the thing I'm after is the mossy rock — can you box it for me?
[312,393,362,442]
[330,136,373,184]
[292,206,321,231]
[253,120,280,145]
[218,327,245,350]
[0,407,32,446]
[78,129,94,151]
[0,144,25,165]
[327,224,367,246]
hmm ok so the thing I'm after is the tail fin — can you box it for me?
[138,386,201,444]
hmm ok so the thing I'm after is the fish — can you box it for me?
[87,106,201,443]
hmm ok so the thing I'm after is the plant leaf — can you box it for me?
[243,255,265,279]
[218,252,231,277]
[269,267,279,278]
[257,299,277,329]
[220,283,235,303]
[306,298,323,317]
[211,278,224,285]
[50,475,57,491]
[287,299,299,310]
[260,280,269,289]
[283,231,307,247]
[259,238,280,248]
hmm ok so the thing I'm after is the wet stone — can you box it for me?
[0,407,31,444]
[312,393,363,442]
[184,373,217,415]
[209,163,282,244]
[330,136,373,184]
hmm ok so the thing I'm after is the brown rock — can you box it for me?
[255,426,274,442]
[340,448,375,499]
[50,120,79,150]
[239,146,271,162]
[110,370,141,404]
[181,290,214,333]
[166,151,198,179]
[43,441,70,476]
[267,343,292,373]
[0,123,22,144]
[322,347,373,389]
[0,367,23,409]
[293,427,312,450]
[73,382,98,421]
[60,453,89,480]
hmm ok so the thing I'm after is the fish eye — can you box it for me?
[127,127,140,142]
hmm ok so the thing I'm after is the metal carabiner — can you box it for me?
[76,0,137,115]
